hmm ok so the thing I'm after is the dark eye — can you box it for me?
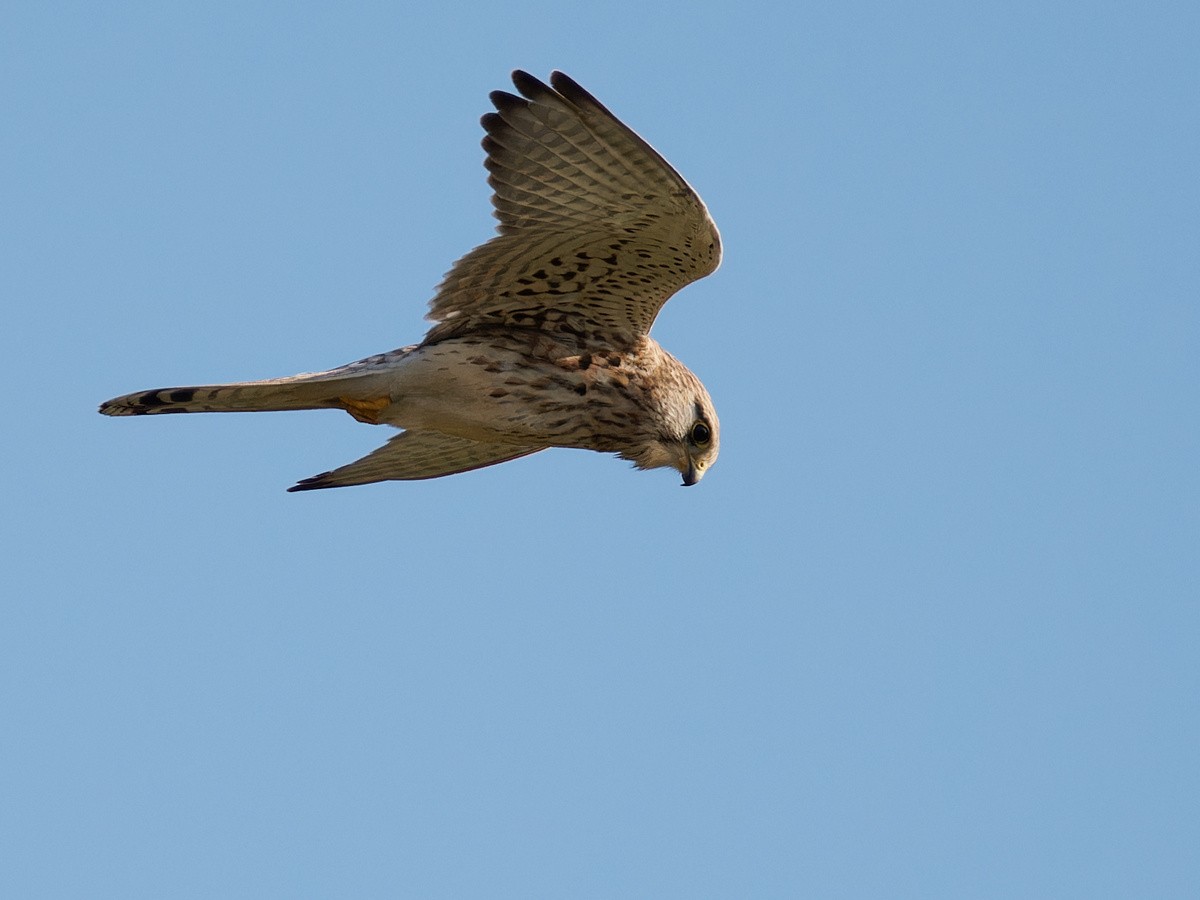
[690,421,711,446]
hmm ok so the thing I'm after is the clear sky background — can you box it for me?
[3,1,1197,897]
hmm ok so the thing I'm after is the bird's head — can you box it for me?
[621,387,719,487]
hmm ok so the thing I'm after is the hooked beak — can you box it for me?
[682,461,699,487]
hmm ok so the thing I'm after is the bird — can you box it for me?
[99,70,722,491]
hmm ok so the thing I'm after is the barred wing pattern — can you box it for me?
[423,71,721,346]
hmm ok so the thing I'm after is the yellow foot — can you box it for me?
[338,395,391,424]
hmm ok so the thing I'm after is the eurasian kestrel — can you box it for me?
[99,71,722,490]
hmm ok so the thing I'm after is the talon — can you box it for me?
[338,395,391,424]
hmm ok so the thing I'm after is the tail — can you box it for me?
[98,378,345,416]
[98,347,412,419]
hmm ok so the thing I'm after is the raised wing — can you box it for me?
[423,71,721,346]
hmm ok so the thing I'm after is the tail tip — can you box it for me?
[98,388,200,416]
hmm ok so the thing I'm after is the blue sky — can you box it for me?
[3,1,1197,896]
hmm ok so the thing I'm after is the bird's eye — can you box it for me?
[690,421,711,446]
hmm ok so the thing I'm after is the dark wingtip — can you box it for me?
[287,473,335,493]
[548,70,593,106]
[510,69,544,98]
[489,89,524,113]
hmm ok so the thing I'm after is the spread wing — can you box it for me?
[422,70,721,346]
